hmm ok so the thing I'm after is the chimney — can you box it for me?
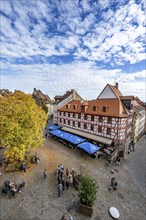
[115,82,119,89]
[71,89,75,99]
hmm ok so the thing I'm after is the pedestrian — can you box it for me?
[61,177,65,191]
[60,164,64,170]
[66,178,70,190]
[60,215,66,220]
[58,183,63,197]
[20,163,26,172]
[55,167,59,179]
[37,157,40,164]
[113,181,118,190]
[11,186,17,198]
[58,173,62,184]
[66,168,69,176]
[111,177,115,187]
[69,173,73,185]
[71,168,75,178]
[43,169,47,179]
[108,158,111,164]
[66,208,73,220]
[60,169,64,180]
[71,194,76,209]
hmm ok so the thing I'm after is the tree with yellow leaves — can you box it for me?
[0,91,47,163]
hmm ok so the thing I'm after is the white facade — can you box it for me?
[98,85,117,99]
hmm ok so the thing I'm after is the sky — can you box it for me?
[0,0,146,101]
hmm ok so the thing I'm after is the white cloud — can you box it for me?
[1,60,145,101]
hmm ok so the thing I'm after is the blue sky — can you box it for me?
[0,0,146,101]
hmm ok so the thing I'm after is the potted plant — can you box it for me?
[78,175,97,217]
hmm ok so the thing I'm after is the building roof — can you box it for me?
[58,99,129,117]
[108,84,123,98]
[97,84,123,100]
[33,88,54,104]
[120,96,135,100]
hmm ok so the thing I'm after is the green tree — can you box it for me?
[0,91,47,163]
[78,175,97,207]
[42,103,48,114]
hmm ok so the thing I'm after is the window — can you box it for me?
[98,126,102,133]
[108,117,112,124]
[84,123,87,129]
[64,112,66,116]
[73,121,75,127]
[68,120,70,125]
[78,114,81,119]
[102,106,107,112]
[73,113,75,118]
[68,113,70,117]
[91,115,94,121]
[62,119,65,124]
[78,122,80,128]
[91,125,94,131]
[73,104,78,109]
[84,115,87,120]
[81,106,85,112]
[93,106,97,111]
[66,104,71,109]
[107,128,111,135]
[99,116,103,122]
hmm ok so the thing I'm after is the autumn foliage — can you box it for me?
[0,91,47,163]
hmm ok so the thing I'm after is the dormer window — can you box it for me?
[93,106,97,111]
[102,106,107,112]
[66,104,71,109]
[73,104,77,109]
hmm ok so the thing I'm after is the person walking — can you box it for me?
[43,169,47,179]
[111,177,115,187]
[61,177,65,191]
[58,183,63,197]
[66,178,70,190]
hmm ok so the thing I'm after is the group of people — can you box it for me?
[110,177,118,190]
[55,164,75,197]
[2,180,25,198]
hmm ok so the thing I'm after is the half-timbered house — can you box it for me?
[57,84,134,158]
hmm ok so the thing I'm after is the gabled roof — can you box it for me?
[108,84,123,98]
[33,88,54,104]
[97,84,122,100]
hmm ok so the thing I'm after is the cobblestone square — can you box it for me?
[0,136,146,220]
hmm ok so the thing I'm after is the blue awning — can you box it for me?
[49,129,63,137]
[48,125,61,130]
[64,135,85,145]
[77,142,100,154]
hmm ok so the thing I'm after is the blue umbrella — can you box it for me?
[64,135,85,145]
[77,142,100,154]
[48,125,61,130]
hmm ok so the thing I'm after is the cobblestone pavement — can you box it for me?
[0,136,146,220]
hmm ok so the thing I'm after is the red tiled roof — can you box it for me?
[120,96,134,100]
[58,99,129,117]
